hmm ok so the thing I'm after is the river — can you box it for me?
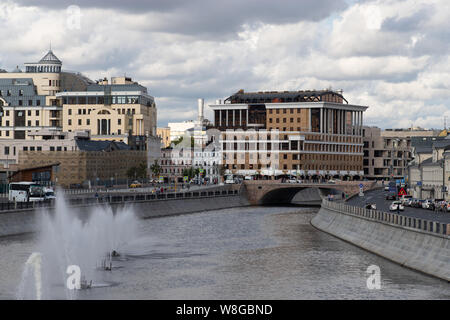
[0,206,448,299]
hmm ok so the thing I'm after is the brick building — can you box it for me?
[209,89,368,179]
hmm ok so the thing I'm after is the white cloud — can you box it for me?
[0,0,449,129]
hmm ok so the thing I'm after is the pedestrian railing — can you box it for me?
[0,188,239,213]
[322,199,450,237]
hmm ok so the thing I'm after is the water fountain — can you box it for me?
[18,191,139,299]
[17,252,43,300]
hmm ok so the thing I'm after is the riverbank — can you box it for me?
[311,200,450,282]
[0,193,250,238]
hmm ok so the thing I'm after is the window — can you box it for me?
[36,121,39,126]
[30,147,35,151]
[50,146,55,151]
[118,119,121,125]
[57,146,62,151]
[68,109,72,115]
[36,110,39,116]
[68,119,72,125]
[37,147,42,151]
[27,121,31,126]
[18,100,23,106]
[118,129,121,135]
[4,146,9,155]
[87,119,90,125]
[6,131,9,136]
[78,119,82,125]
[36,100,40,106]
[19,90,23,96]
[23,147,28,151]
[28,100,32,106]
[28,110,31,116]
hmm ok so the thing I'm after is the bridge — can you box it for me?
[241,180,377,205]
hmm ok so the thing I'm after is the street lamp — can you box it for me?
[440,159,445,200]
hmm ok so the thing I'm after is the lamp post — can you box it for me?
[440,159,445,200]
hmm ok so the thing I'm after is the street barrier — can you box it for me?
[322,199,450,237]
[0,189,239,214]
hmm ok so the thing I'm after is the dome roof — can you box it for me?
[39,50,61,64]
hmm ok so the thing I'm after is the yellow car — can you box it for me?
[129,181,142,188]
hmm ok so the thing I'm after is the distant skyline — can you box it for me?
[1,0,449,129]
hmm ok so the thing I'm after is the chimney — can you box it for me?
[198,98,204,122]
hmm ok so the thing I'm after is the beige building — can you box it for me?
[57,76,157,143]
[157,127,171,147]
[0,49,159,183]
[18,139,146,187]
[210,89,367,179]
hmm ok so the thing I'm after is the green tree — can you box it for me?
[137,161,147,179]
[126,166,137,179]
[150,160,161,177]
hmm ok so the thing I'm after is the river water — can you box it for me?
[0,206,448,299]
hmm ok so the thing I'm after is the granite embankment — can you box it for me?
[0,187,249,237]
[311,200,450,282]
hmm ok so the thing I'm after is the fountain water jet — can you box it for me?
[18,190,140,299]
[17,252,43,300]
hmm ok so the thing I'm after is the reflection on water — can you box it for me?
[0,206,448,299]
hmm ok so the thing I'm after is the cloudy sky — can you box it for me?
[1,0,449,129]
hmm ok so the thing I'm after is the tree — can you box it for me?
[137,161,147,179]
[127,166,137,179]
[150,160,161,177]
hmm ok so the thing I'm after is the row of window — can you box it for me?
[3,145,69,155]
[268,108,302,114]
[67,108,136,115]
[269,117,301,124]
[63,96,141,105]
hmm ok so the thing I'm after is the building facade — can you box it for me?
[0,49,159,183]
[209,89,367,179]
[57,76,157,142]
[157,127,171,148]
[17,139,146,187]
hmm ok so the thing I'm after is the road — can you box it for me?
[347,188,450,224]
[0,183,229,203]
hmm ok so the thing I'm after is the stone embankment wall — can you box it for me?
[311,200,450,282]
[0,193,249,238]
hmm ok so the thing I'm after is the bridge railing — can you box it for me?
[322,199,450,237]
[0,189,239,213]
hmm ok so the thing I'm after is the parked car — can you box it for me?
[288,179,298,184]
[389,201,404,211]
[422,199,433,210]
[413,199,425,208]
[400,195,412,205]
[405,198,416,207]
[328,180,336,184]
[384,186,390,191]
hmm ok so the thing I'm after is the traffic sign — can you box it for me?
[417,181,422,186]
[183,176,188,182]
[359,183,363,188]
[398,188,406,196]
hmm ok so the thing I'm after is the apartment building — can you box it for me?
[209,89,367,179]
[0,49,159,182]
[57,76,157,142]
